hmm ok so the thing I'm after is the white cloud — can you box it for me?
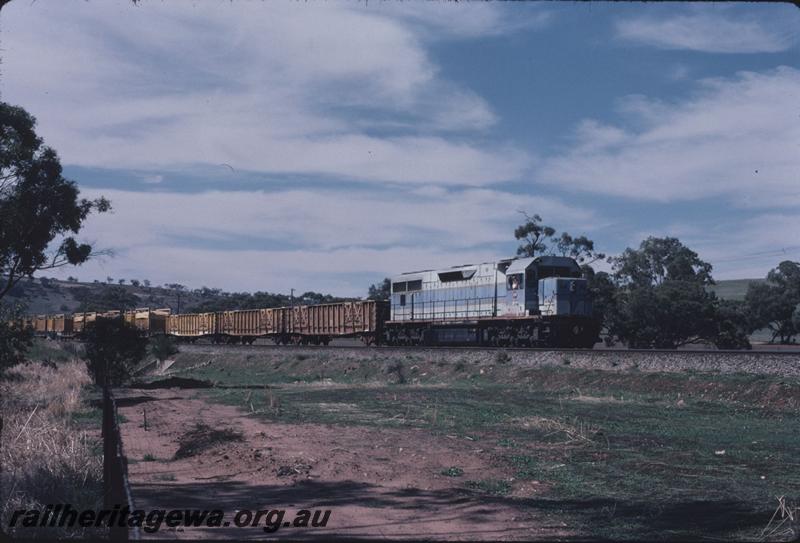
[64,245,498,297]
[77,186,595,251]
[1,1,532,186]
[537,66,800,206]
[140,174,163,185]
[668,64,690,81]
[377,2,553,40]
[616,12,796,54]
[52,186,596,295]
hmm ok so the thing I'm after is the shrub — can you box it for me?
[83,318,147,386]
[150,335,179,363]
[0,304,33,377]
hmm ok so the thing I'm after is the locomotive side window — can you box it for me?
[506,273,523,290]
[407,280,422,291]
[393,282,407,293]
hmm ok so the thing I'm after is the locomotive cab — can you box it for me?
[500,256,587,317]
[538,276,592,316]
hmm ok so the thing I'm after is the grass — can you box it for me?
[441,466,464,477]
[464,479,512,496]
[194,361,800,541]
[0,359,105,539]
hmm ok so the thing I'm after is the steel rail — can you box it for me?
[175,342,800,356]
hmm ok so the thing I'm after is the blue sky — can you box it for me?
[2,1,798,296]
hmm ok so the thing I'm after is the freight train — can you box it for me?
[22,255,600,348]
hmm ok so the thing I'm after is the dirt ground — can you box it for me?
[116,387,571,540]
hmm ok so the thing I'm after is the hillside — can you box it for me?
[1,276,355,316]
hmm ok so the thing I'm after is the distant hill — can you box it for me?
[1,276,355,316]
[707,278,765,301]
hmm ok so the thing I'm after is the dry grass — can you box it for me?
[760,496,799,542]
[512,415,603,444]
[1,360,105,539]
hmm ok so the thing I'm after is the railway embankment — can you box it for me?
[171,343,800,379]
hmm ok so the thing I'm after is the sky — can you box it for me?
[1,1,799,296]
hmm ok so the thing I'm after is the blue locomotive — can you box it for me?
[386,256,599,348]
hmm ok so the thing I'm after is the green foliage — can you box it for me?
[0,303,33,376]
[612,236,713,288]
[441,467,463,477]
[552,231,605,264]
[607,237,750,349]
[793,304,800,333]
[367,278,391,301]
[515,212,604,264]
[745,261,800,344]
[582,266,618,341]
[0,102,110,301]
[514,213,556,257]
[713,300,752,350]
[613,280,719,349]
[83,318,147,386]
[150,335,179,363]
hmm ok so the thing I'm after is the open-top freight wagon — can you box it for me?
[124,308,171,335]
[29,308,172,339]
[31,314,74,339]
[166,301,389,345]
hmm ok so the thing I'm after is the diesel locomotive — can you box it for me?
[385,255,599,348]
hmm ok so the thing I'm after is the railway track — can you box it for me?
[175,341,800,356]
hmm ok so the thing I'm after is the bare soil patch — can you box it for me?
[116,387,569,540]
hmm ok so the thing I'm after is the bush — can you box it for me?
[150,334,179,363]
[83,318,147,386]
[713,300,752,350]
[0,304,33,377]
